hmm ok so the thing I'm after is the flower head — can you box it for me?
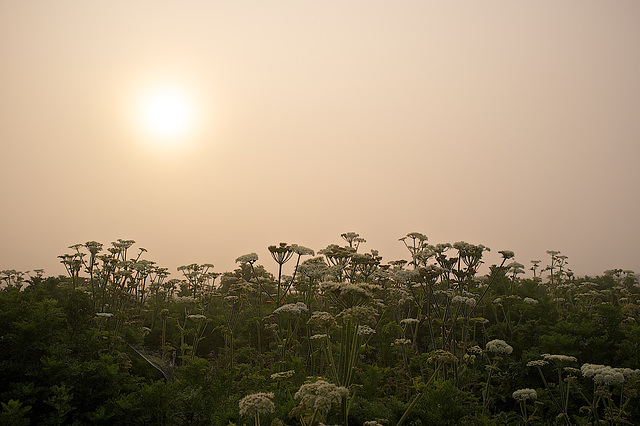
[187,314,206,320]
[294,380,348,415]
[427,349,458,364]
[527,360,549,368]
[307,311,338,329]
[238,392,275,417]
[512,388,537,401]
[336,305,377,325]
[273,302,308,316]
[499,250,515,259]
[486,339,513,355]
[235,253,259,264]
[357,325,376,336]
[270,370,295,380]
[581,363,626,385]
[541,354,577,364]
[291,244,315,256]
[400,318,420,326]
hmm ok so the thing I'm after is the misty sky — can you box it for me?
[1,1,639,279]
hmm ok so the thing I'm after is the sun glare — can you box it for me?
[137,87,196,144]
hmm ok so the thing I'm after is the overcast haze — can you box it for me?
[2,1,639,279]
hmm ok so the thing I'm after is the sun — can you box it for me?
[137,87,196,143]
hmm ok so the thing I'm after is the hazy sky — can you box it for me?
[2,1,639,279]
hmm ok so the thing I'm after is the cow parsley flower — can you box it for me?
[310,334,328,340]
[270,370,295,380]
[467,345,483,355]
[294,380,348,415]
[187,314,206,320]
[524,297,539,305]
[527,360,549,368]
[427,349,458,364]
[400,318,420,326]
[486,339,513,355]
[273,302,308,315]
[307,311,338,329]
[357,325,376,336]
[581,364,625,385]
[499,250,515,259]
[512,388,537,401]
[541,354,577,364]
[238,392,275,417]
[336,305,377,325]
[235,253,259,264]
[291,244,315,256]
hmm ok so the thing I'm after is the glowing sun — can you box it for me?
[137,88,196,142]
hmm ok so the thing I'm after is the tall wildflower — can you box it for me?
[239,392,275,426]
[482,339,513,416]
[292,380,348,425]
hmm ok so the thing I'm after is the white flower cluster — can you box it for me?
[467,345,483,356]
[294,380,348,415]
[581,364,640,385]
[187,314,206,320]
[357,325,376,336]
[541,354,577,364]
[486,339,513,355]
[400,318,420,326]
[336,305,377,325]
[96,312,114,318]
[616,367,640,379]
[581,364,624,385]
[523,297,539,305]
[270,370,295,380]
[310,334,328,340]
[452,295,476,306]
[307,311,338,329]
[526,360,549,368]
[427,349,458,364]
[392,338,412,347]
[512,388,537,401]
[273,302,308,316]
[238,392,275,416]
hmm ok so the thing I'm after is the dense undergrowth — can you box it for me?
[1,233,639,425]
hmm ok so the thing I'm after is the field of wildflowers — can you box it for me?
[1,233,639,425]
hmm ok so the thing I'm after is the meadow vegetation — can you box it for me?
[1,233,639,425]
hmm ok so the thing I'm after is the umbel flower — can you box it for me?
[541,354,577,364]
[294,380,348,415]
[271,370,295,380]
[235,253,259,264]
[512,388,538,401]
[307,311,338,329]
[273,302,308,316]
[357,325,376,336]
[581,364,628,385]
[427,349,458,364]
[239,392,275,417]
[486,339,513,355]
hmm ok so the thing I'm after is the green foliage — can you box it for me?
[2,237,640,425]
